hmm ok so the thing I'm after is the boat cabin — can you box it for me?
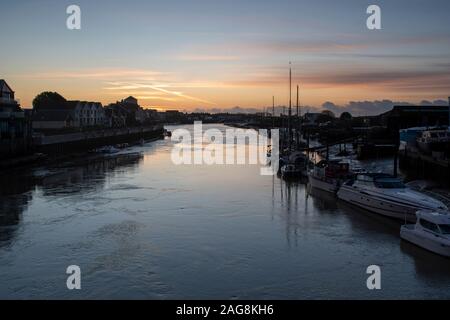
[345,173,406,189]
[415,211,450,236]
[314,160,350,179]
[418,129,450,143]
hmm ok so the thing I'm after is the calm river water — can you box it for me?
[1,124,450,299]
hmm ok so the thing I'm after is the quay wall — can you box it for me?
[35,125,164,154]
[0,138,33,159]
[399,148,450,186]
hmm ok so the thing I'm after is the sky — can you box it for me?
[1,0,450,115]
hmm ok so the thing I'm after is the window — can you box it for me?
[419,219,440,233]
[374,179,405,189]
[438,224,450,235]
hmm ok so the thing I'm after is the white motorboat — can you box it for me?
[308,159,352,194]
[401,210,450,257]
[337,173,448,222]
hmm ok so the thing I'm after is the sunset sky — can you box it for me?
[1,0,450,114]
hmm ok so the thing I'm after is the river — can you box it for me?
[1,124,450,299]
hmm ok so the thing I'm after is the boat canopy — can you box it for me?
[355,173,405,188]
[417,210,450,225]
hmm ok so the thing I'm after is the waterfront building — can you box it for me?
[105,96,147,126]
[303,112,322,126]
[382,105,450,136]
[33,100,106,130]
[164,110,184,123]
[32,110,75,130]
[0,80,32,158]
[71,101,106,127]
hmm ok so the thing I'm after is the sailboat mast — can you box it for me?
[296,84,299,149]
[272,96,275,128]
[288,63,292,150]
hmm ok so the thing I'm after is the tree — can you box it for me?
[340,112,353,121]
[321,110,336,118]
[32,92,67,110]
[316,110,336,123]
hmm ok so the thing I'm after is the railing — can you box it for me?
[0,97,20,104]
[0,111,25,119]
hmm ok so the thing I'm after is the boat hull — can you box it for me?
[308,174,340,194]
[401,225,450,257]
[337,186,422,222]
[281,171,304,179]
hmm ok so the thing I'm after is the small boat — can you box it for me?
[337,173,448,222]
[416,128,450,154]
[401,210,450,257]
[115,143,129,149]
[95,146,120,154]
[288,152,308,175]
[164,130,172,137]
[308,159,352,194]
[399,127,429,150]
[280,164,303,179]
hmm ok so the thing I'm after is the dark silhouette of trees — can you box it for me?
[340,112,353,121]
[32,92,67,110]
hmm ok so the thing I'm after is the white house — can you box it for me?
[71,101,106,127]
[33,100,107,130]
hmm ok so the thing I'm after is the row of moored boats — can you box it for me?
[306,158,450,257]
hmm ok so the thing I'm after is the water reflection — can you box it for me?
[38,153,143,196]
[400,241,450,280]
[0,153,143,247]
[0,173,35,247]
[278,180,305,247]
[1,124,450,299]
[307,185,339,212]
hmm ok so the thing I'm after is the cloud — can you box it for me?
[321,99,448,117]
[225,67,450,95]
[192,34,450,57]
[104,81,217,106]
[22,68,168,81]
[175,55,240,61]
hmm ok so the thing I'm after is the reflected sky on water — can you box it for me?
[1,124,450,299]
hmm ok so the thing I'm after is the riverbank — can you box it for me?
[0,125,164,170]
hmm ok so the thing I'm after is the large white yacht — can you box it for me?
[337,173,448,222]
[401,210,450,257]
